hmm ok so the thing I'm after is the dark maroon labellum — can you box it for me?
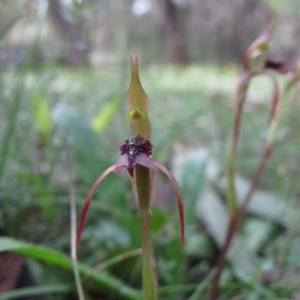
[264,60,290,74]
[120,134,153,174]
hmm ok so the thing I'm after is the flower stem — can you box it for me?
[140,207,157,300]
[135,165,157,300]
[226,72,251,217]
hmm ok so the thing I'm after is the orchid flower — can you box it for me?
[77,57,184,300]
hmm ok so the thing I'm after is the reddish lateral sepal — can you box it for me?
[76,165,116,246]
[152,160,185,248]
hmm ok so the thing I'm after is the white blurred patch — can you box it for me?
[132,0,152,16]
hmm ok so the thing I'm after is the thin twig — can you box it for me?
[65,138,85,300]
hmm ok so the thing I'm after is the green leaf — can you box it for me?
[225,175,300,229]
[0,284,69,300]
[31,93,53,138]
[184,233,217,260]
[242,217,277,252]
[0,237,140,300]
[198,186,257,282]
[92,99,120,133]
[150,207,169,234]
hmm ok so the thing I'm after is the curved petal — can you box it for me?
[114,154,130,173]
[152,160,185,247]
[114,153,155,177]
[135,153,155,170]
[77,165,116,246]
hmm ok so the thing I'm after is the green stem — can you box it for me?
[72,261,85,300]
[135,164,156,300]
[210,72,254,300]
[140,207,156,300]
[226,72,251,217]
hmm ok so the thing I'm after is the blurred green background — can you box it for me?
[0,0,300,299]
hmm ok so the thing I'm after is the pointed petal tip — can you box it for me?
[127,57,149,110]
[129,56,139,75]
[244,21,275,71]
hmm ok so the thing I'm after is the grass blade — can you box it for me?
[0,237,141,300]
[0,284,69,300]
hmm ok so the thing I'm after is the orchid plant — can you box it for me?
[76,57,184,300]
[208,23,300,299]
